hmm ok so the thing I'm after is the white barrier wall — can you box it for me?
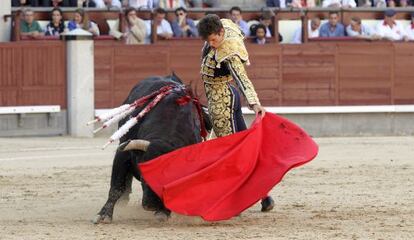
[0,0,11,42]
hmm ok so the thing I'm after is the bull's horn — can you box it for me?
[118,139,150,152]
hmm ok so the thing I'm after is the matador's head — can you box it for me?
[198,14,225,49]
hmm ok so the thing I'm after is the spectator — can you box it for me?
[257,11,273,38]
[375,9,407,41]
[203,0,219,7]
[266,0,290,8]
[121,7,147,44]
[76,0,96,8]
[387,0,410,6]
[290,0,316,7]
[95,0,122,8]
[185,0,202,7]
[12,0,33,6]
[15,0,81,7]
[319,11,345,37]
[12,0,78,7]
[145,7,173,41]
[47,0,77,7]
[346,16,372,38]
[251,24,268,44]
[50,0,70,6]
[20,8,44,38]
[51,0,65,6]
[171,7,198,37]
[291,17,321,44]
[250,12,283,42]
[357,0,374,6]
[229,6,249,36]
[378,0,388,6]
[56,0,96,8]
[68,8,100,36]
[45,7,66,36]
[12,0,48,6]
[158,0,185,8]
[322,0,357,7]
[405,12,414,41]
[123,0,154,9]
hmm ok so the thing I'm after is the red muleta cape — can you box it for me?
[138,113,318,221]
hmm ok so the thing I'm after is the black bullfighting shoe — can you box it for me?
[261,196,275,212]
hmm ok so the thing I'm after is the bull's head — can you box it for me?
[118,139,150,152]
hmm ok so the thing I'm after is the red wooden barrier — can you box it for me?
[0,41,66,108]
[94,40,414,108]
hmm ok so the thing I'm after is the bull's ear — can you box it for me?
[118,140,131,152]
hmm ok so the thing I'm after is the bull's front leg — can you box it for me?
[93,149,132,224]
[141,180,171,221]
[118,173,133,205]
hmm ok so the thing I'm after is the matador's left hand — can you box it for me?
[252,104,266,118]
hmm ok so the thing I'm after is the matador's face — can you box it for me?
[207,28,225,49]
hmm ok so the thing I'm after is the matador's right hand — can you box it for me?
[252,104,266,118]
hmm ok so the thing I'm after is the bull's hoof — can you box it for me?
[142,198,159,212]
[142,204,157,212]
[92,214,112,224]
[154,211,170,222]
[261,196,275,212]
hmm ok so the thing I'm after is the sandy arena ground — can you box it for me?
[0,136,413,240]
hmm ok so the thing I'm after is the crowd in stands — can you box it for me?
[265,0,413,7]
[12,0,414,8]
[20,7,100,37]
[12,0,218,8]
[290,9,414,42]
[16,0,414,43]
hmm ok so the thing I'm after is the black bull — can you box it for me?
[93,75,212,224]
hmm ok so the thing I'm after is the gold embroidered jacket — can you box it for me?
[200,19,260,106]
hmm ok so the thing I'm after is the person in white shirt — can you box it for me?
[375,9,408,41]
[144,7,173,43]
[291,17,320,44]
[124,0,154,9]
[346,16,373,38]
[158,0,185,8]
[404,12,414,41]
[95,0,122,8]
[322,0,356,8]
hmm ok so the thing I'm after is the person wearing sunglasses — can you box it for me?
[171,7,198,37]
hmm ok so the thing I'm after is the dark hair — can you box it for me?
[124,7,137,25]
[155,7,166,15]
[350,16,361,24]
[49,7,65,33]
[125,7,136,17]
[50,7,63,20]
[175,7,187,15]
[198,14,223,40]
[229,6,242,14]
[250,23,267,37]
[254,24,267,35]
[328,11,339,16]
